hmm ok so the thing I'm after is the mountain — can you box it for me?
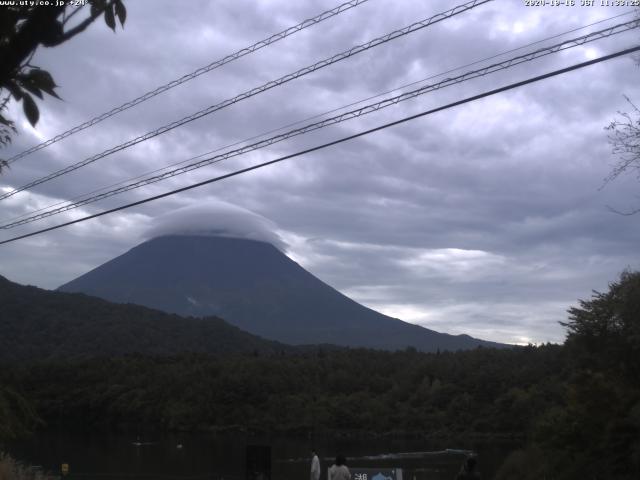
[59,235,506,351]
[0,274,290,362]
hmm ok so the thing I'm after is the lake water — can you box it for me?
[7,432,517,480]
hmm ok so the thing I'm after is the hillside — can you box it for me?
[0,275,290,362]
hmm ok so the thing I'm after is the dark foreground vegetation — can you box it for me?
[1,271,639,479]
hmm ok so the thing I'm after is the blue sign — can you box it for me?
[351,468,403,480]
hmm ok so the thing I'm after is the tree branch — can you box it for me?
[0,6,64,85]
[62,5,84,26]
[56,3,113,44]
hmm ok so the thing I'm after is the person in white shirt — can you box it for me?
[328,455,350,480]
[310,449,321,480]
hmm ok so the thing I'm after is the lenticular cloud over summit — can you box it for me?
[143,201,286,250]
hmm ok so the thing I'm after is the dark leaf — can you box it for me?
[27,69,60,99]
[104,5,116,31]
[114,0,126,27]
[90,2,101,18]
[42,86,61,100]
[22,93,39,127]
[4,81,23,101]
[28,69,57,89]
[17,80,43,99]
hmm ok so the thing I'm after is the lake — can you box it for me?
[7,431,518,480]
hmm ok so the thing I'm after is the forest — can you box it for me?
[1,271,639,479]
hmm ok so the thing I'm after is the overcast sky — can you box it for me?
[1,0,639,345]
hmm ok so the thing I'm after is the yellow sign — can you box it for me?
[61,463,69,476]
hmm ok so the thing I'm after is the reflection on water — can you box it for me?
[7,432,517,480]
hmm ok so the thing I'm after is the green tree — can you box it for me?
[0,0,127,169]
[562,269,640,381]
[0,387,39,441]
[530,270,640,478]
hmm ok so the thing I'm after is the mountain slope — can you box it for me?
[59,235,506,351]
[0,274,289,362]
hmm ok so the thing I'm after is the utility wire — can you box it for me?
[3,10,633,226]
[1,44,637,246]
[5,0,372,165]
[0,0,492,201]
[2,19,637,230]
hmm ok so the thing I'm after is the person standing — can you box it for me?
[328,455,350,480]
[310,449,321,480]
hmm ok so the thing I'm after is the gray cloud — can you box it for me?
[144,201,287,250]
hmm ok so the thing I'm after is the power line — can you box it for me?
[3,18,637,230]
[5,0,372,165]
[3,10,633,226]
[1,44,637,246]
[0,0,492,201]
[323,9,636,120]
[4,18,635,228]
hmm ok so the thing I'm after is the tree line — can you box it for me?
[1,271,639,479]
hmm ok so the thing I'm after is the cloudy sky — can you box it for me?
[1,0,639,345]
